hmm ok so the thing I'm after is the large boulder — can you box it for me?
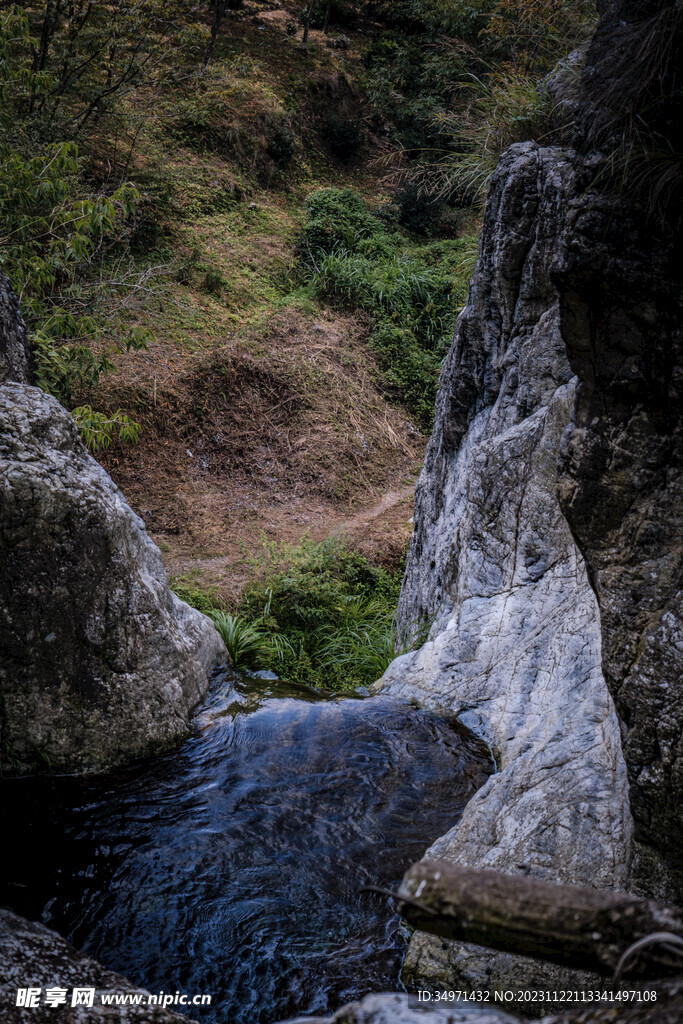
[0,273,224,773]
[374,0,682,1000]
[555,0,683,900]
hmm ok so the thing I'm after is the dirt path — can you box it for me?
[330,484,416,535]
[165,482,417,598]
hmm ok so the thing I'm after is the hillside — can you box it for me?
[1,0,594,679]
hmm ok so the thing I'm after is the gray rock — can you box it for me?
[326,34,350,49]
[555,156,683,900]
[0,273,31,385]
[0,909,194,1022]
[375,143,631,995]
[279,991,520,1024]
[0,382,225,772]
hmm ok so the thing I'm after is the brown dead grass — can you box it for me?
[96,307,423,598]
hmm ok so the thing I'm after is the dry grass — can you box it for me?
[95,307,423,597]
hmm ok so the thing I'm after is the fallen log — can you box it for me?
[394,860,683,979]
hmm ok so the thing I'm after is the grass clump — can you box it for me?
[298,187,474,428]
[238,536,408,691]
[210,612,270,668]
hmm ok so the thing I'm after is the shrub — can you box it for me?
[367,322,441,430]
[266,117,297,168]
[296,188,383,268]
[395,182,446,236]
[70,407,141,452]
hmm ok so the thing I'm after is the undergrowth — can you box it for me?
[174,536,427,692]
[298,187,475,428]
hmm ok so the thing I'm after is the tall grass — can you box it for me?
[176,537,426,690]
[210,612,271,668]
[298,188,474,428]
[234,536,425,691]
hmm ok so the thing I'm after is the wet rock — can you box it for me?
[376,143,631,996]
[280,991,520,1023]
[0,910,194,1022]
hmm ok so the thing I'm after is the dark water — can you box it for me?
[2,674,492,1023]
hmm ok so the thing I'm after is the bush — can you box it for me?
[296,187,383,268]
[395,182,446,236]
[266,117,297,168]
[70,406,141,452]
[368,322,441,430]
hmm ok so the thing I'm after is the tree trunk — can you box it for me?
[302,1,313,44]
[396,860,683,980]
[204,0,227,67]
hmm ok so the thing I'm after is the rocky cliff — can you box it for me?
[376,0,682,997]
[555,0,683,900]
[377,141,632,996]
[0,272,225,773]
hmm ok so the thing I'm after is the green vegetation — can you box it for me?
[1,1,594,444]
[174,537,426,692]
[1,1,598,688]
[169,571,225,615]
[0,8,151,449]
[298,187,474,427]
[210,612,273,669]
[362,0,595,207]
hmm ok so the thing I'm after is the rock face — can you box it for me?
[0,274,31,386]
[554,0,683,900]
[0,910,195,1022]
[376,142,632,993]
[0,274,224,773]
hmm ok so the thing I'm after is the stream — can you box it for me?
[3,673,493,1023]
